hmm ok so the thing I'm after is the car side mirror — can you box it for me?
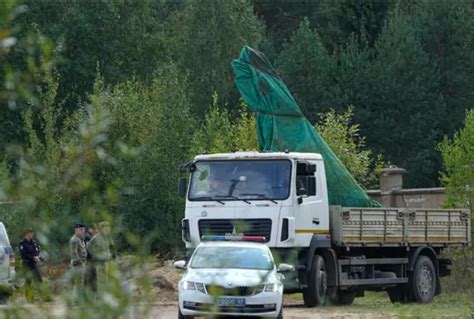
[277,263,294,273]
[174,260,187,269]
[178,177,187,197]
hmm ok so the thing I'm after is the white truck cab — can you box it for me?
[179,151,471,306]
[182,152,329,250]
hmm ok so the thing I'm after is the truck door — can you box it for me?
[294,160,329,247]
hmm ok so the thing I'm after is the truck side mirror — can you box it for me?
[178,177,187,197]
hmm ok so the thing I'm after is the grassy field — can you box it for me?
[285,291,474,318]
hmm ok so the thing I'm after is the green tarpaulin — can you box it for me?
[232,46,380,207]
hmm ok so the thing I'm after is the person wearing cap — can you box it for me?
[87,221,112,288]
[69,223,87,298]
[18,228,43,302]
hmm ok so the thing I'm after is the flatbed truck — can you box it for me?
[178,152,471,306]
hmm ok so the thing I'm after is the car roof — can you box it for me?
[196,241,270,250]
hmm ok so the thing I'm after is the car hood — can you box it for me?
[183,268,278,287]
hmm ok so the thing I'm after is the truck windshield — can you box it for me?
[188,160,291,201]
[190,246,274,270]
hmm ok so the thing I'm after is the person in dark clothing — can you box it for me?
[84,224,98,291]
[18,228,43,302]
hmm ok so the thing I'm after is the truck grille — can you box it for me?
[198,219,271,242]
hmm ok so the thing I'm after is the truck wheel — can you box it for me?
[330,291,356,305]
[411,255,436,303]
[303,255,327,307]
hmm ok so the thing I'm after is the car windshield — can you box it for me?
[190,246,274,270]
[188,160,291,201]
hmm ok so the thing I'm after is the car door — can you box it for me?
[0,223,11,280]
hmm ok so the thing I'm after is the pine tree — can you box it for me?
[276,18,332,122]
[361,12,444,187]
[173,0,263,116]
[415,1,474,136]
[315,0,394,51]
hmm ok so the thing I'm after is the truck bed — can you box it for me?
[330,206,471,247]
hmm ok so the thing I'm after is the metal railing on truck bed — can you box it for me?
[330,206,471,247]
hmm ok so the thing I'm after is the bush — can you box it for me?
[439,109,474,297]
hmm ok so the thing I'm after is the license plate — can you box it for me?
[217,297,246,307]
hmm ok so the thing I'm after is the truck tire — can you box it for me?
[330,290,356,305]
[303,254,327,307]
[411,255,436,303]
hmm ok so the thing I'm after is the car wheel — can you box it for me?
[178,307,193,319]
[411,256,436,303]
[330,290,356,305]
[303,254,327,307]
[276,308,283,319]
[0,296,7,305]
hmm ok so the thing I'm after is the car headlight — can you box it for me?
[183,281,206,294]
[183,281,196,290]
[253,285,265,295]
[195,282,206,294]
[264,283,279,292]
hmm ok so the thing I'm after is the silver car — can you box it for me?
[175,240,292,318]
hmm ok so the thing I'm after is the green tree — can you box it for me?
[315,0,394,51]
[325,37,373,112]
[21,0,165,111]
[100,65,195,253]
[439,109,474,213]
[359,12,444,187]
[190,96,258,156]
[253,0,322,53]
[172,0,263,116]
[316,107,383,188]
[277,18,332,122]
[0,2,57,149]
[415,1,474,136]
[438,109,474,295]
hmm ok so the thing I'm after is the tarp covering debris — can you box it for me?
[232,46,380,207]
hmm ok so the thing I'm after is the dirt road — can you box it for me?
[150,302,394,319]
[150,305,393,319]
